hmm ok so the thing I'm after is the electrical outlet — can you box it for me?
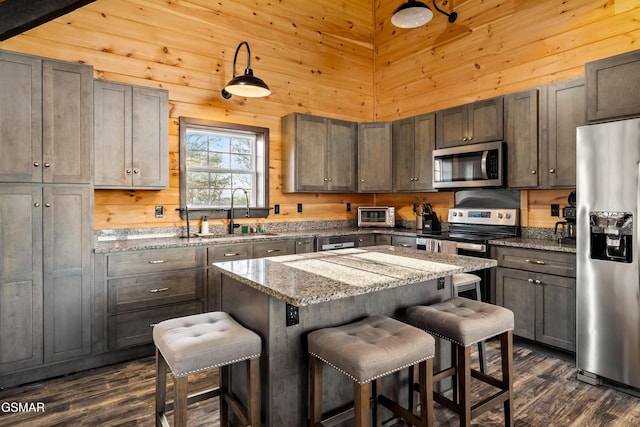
[274,204,280,214]
[286,303,299,326]
[551,204,560,217]
[297,203,303,213]
[346,202,351,212]
[154,206,163,218]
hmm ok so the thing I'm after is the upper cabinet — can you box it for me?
[393,113,436,192]
[505,89,539,188]
[0,51,92,184]
[94,80,169,189]
[540,77,586,189]
[586,49,640,122]
[281,113,356,193]
[358,121,393,192]
[436,97,504,148]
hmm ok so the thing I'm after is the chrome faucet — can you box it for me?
[229,188,250,234]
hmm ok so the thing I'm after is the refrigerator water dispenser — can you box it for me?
[589,212,633,263]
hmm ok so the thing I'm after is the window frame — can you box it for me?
[179,117,270,220]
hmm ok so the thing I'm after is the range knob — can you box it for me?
[505,213,511,219]
[497,213,503,219]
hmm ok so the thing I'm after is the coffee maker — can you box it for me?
[555,191,576,243]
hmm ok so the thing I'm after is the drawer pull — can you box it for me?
[224,252,240,257]
[525,259,546,265]
[266,249,281,253]
[148,260,166,264]
[400,243,412,247]
[149,287,170,293]
[527,278,542,285]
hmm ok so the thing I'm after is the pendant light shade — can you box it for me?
[222,41,271,99]
[392,0,458,29]
[391,0,433,28]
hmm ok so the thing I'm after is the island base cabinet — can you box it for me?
[220,274,452,427]
[495,267,576,352]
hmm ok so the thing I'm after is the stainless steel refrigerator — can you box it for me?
[576,117,640,390]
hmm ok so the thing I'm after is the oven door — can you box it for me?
[455,241,492,303]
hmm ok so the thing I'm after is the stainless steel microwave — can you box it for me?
[432,141,504,189]
[357,206,395,227]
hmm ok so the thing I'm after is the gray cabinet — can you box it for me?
[0,51,92,184]
[97,248,205,351]
[0,184,92,372]
[392,235,417,249]
[505,89,539,188]
[586,49,640,122]
[492,246,576,352]
[94,80,169,189]
[295,237,315,253]
[540,77,586,189]
[436,97,504,148]
[393,113,436,191]
[281,113,356,192]
[358,121,393,192]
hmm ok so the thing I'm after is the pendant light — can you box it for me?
[221,41,271,99]
[391,0,458,29]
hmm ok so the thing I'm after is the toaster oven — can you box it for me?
[357,206,395,228]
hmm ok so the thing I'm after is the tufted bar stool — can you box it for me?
[153,311,262,427]
[407,297,514,427]
[308,315,435,427]
[452,273,486,373]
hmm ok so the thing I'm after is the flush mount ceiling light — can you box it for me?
[391,0,458,29]
[221,41,271,99]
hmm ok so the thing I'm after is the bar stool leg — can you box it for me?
[457,345,472,427]
[155,349,167,427]
[354,382,370,426]
[309,355,323,427]
[174,376,189,427]
[220,365,229,426]
[502,331,514,427]
[420,359,434,427]
[247,357,261,426]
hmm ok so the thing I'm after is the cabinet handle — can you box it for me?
[324,178,328,182]
[414,177,418,181]
[528,278,534,283]
[297,241,306,245]
[535,279,541,285]
[34,202,41,207]
[224,252,240,257]
[148,259,166,264]
[149,287,169,293]
[126,169,132,174]
[360,179,365,182]
[133,169,140,174]
[34,162,40,167]
[44,163,51,168]
[549,168,556,174]
[462,137,468,141]
[150,323,157,328]
[400,243,412,247]
[266,249,280,253]
[44,203,51,208]
[525,259,546,265]
[327,177,332,181]
[530,170,537,174]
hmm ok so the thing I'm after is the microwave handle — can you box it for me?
[481,150,489,179]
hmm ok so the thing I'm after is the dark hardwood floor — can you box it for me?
[1,340,639,426]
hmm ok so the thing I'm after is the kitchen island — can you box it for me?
[213,245,496,426]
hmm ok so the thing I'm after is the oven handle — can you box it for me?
[481,150,489,179]
[456,242,486,253]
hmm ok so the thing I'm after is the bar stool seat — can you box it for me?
[308,315,435,427]
[407,297,514,427]
[452,273,486,372]
[153,311,262,427]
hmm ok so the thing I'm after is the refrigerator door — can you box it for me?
[576,118,640,389]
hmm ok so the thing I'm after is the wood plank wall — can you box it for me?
[0,0,637,230]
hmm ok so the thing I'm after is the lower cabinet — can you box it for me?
[96,247,206,351]
[392,235,417,249]
[492,246,576,352]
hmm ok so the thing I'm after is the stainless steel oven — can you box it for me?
[433,141,504,189]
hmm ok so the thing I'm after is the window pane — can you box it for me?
[231,153,252,170]
[231,137,251,154]
[210,152,230,168]
[232,173,253,189]
[209,135,230,152]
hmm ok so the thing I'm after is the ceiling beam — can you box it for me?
[0,0,96,41]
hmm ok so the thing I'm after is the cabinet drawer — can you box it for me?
[295,238,315,253]
[107,248,203,276]
[253,240,295,258]
[208,243,253,265]
[493,246,575,277]
[107,269,203,313]
[392,235,417,249]
[375,234,392,246]
[356,234,376,247]
[107,301,203,350]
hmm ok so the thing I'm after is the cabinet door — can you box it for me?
[393,117,416,191]
[505,89,539,188]
[327,119,356,192]
[295,114,328,192]
[358,122,393,192]
[495,267,536,340]
[0,52,42,183]
[295,238,315,253]
[535,273,576,351]
[436,105,467,148]
[42,60,92,184]
[586,50,640,121]
[132,86,169,188]
[0,185,43,373]
[392,235,416,249]
[469,97,504,144]
[42,186,92,362]
[94,81,132,187]
[543,77,586,188]
[413,113,436,191]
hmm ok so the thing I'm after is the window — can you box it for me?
[179,117,269,219]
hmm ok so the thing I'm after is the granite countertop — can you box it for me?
[489,237,577,254]
[212,245,497,306]
[93,227,419,253]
